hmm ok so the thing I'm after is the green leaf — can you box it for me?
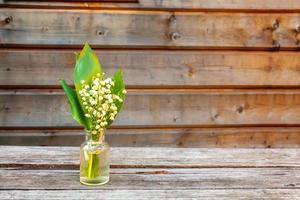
[74,52,80,61]
[112,69,126,112]
[60,79,90,129]
[74,43,103,92]
[107,69,126,126]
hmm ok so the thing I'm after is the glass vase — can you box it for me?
[80,130,110,185]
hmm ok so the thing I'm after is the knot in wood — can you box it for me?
[170,32,181,41]
[294,26,300,47]
[4,16,13,24]
[3,106,9,111]
[271,19,279,31]
[296,26,300,33]
[96,30,105,36]
[169,14,176,24]
[236,106,244,114]
[272,39,280,50]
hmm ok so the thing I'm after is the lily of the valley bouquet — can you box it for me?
[60,43,126,186]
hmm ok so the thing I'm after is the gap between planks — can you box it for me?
[3,44,300,51]
[2,88,300,94]
[1,164,300,170]
[4,85,300,90]
[4,2,300,13]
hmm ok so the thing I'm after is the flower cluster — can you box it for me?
[78,73,126,134]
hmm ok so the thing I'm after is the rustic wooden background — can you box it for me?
[1,0,300,147]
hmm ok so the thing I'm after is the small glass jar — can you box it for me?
[80,129,110,185]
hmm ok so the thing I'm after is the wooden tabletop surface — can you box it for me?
[0,146,299,199]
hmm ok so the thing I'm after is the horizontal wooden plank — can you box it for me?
[2,50,300,88]
[2,9,300,49]
[32,0,138,1]
[1,168,299,190]
[1,127,300,148]
[1,89,300,127]
[1,189,299,200]
[4,0,300,11]
[1,146,299,167]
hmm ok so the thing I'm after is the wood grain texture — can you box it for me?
[1,89,300,127]
[1,146,299,167]
[2,50,300,88]
[2,9,300,49]
[0,189,299,200]
[1,127,300,148]
[4,0,300,11]
[1,168,299,190]
[0,146,298,199]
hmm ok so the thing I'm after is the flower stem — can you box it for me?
[86,130,105,179]
[88,153,94,178]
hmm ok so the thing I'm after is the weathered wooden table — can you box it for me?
[0,146,299,199]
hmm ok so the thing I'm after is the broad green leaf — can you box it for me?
[107,69,126,126]
[74,52,80,61]
[74,43,103,92]
[111,69,126,112]
[60,79,90,129]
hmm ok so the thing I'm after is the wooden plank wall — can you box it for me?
[0,0,300,147]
